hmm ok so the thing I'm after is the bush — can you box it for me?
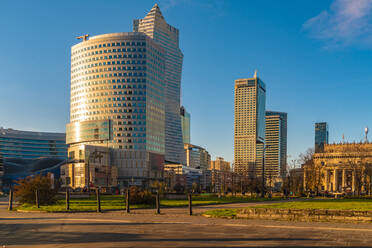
[14,174,58,205]
[128,186,155,205]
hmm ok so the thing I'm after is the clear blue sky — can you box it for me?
[1,0,372,164]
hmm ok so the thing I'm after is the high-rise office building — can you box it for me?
[134,4,185,164]
[315,122,329,152]
[66,32,166,188]
[180,106,191,144]
[234,73,266,178]
[265,111,287,178]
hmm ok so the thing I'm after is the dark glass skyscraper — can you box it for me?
[315,122,328,152]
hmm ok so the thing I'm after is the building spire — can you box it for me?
[147,3,164,19]
[253,69,258,78]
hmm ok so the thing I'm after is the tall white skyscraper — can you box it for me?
[134,4,185,164]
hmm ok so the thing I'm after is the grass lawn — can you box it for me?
[15,195,279,212]
[203,198,372,219]
[252,198,372,211]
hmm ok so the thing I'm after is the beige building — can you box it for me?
[304,143,372,194]
[210,157,230,172]
[265,111,287,178]
[234,73,266,178]
[184,143,211,171]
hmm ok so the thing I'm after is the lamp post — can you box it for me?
[261,145,270,198]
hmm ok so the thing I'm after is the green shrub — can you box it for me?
[14,174,58,205]
[129,186,155,205]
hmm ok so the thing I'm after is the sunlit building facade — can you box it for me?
[134,4,185,164]
[265,111,287,178]
[65,32,166,188]
[184,143,211,171]
[210,157,230,172]
[234,73,266,178]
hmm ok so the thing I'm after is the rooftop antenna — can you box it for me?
[77,34,89,41]
[365,127,369,143]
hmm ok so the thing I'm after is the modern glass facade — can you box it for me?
[134,4,185,164]
[0,128,67,191]
[180,106,191,144]
[265,111,287,178]
[67,32,166,187]
[234,74,266,178]
[315,122,329,152]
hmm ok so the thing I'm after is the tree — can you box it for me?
[14,174,58,205]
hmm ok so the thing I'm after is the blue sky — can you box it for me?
[1,0,372,164]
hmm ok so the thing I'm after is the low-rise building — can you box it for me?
[184,143,211,170]
[210,157,230,171]
[304,142,372,194]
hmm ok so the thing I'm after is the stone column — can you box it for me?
[325,169,329,191]
[352,170,356,193]
[303,170,307,191]
[342,169,346,192]
[334,169,338,192]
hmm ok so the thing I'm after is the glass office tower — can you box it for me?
[234,73,266,178]
[180,106,191,144]
[134,4,185,164]
[315,122,329,152]
[66,32,166,188]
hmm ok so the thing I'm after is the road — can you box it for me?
[1,197,372,247]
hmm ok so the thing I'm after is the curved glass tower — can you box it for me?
[134,4,185,164]
[66,32,166,188]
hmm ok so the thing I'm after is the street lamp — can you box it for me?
[261,145,271,198]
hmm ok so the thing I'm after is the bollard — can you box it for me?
[156,191,160,214]
[8,188,13,211]
[96,188,101,213]
[188,193,192,216]
[66,188,70,211]
[35,189,40,208]
[126,189,130,213]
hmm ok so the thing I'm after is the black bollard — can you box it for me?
[66,188,70,211]
[8,188,13,211]
[35,189,40,208]
[96,188,101,213]
[188,193,192,216]
[156,191,160,214]
[126,189,130,213]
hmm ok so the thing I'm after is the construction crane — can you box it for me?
[77,34,89,41]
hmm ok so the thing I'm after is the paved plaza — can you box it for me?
[1,198,372,247]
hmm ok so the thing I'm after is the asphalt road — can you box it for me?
[1,198,372,247]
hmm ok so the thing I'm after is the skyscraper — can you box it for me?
[234,73,266,178]
[315,122,328,152]
[265,111,287,178]
[134,4,185,164]
[66,32,166,188]
[180,106,191,144]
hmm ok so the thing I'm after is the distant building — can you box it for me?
[315,122,329,152]
[265,111,287,178]
[210,157,230,172]
[0,128,67,191]
[184,144,211,170]
[180,106,191,144]
[234,72,266,178]
[164,164,209,191]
